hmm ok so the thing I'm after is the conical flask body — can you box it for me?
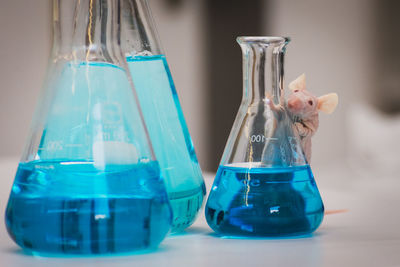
[205,37,324,237]
[5,0,172,254]
[121,0,205,232]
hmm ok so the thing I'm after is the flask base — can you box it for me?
[206,208,323,237]
[169,182,206,233]
[6,195,171,254]
[5,161,172,255]
[205,164,324,237]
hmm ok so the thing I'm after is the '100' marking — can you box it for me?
[250,135,277,143]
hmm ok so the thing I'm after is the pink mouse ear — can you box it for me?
[317,93,338,114]
[288,73,306,91]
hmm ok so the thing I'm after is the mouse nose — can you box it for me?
[287,98,302,111]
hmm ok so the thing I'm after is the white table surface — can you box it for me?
[0,158,399,267]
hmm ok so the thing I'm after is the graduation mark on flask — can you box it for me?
[250,135,277,143]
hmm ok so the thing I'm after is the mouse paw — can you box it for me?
[294,122,309,137]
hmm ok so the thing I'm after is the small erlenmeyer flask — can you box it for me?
[5,0,172,254]
[120,0,206,232]
[205,37,324,237]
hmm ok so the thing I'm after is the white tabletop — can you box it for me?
[0,158,399,267]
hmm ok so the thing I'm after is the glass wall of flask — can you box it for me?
[205,37,324,237]
[5,0,172,255]
[121,0,206,232]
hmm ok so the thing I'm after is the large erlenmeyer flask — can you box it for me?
[5,0,172,254]
[120,0,206,232]
[205,37,324,237]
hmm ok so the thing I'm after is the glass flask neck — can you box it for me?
[219,36,307,167]
[121,0,163,56]
[52,0,125,63]
[237,37,289,106]
[21,0,159,164]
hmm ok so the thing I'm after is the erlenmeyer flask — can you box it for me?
[205,37,324,237]
[120,0,206,232]
[5,0,172,254]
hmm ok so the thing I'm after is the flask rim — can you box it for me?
[236,36,290,45]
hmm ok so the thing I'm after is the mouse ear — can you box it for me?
[288,73,306,91]
[317,93,338,114]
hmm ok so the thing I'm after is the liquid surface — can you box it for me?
[5,160,172,254]
[127,55,205,231]
[205,164,324,237]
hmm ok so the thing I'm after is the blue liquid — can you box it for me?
[127,55,205,232]
[5,160,172,255]
[205,164,324,237]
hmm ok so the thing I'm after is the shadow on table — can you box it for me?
[2,244,172,259]
[169,226,212,237]
[205,231,326,240]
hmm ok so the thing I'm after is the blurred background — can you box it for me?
[0,0,399,175]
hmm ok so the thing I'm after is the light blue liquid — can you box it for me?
[5,160,172,255]
[205,164,324,237]
[127,55,205,232]
[36,61,152,161]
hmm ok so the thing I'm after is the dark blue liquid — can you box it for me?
[5,160,172,255]
[205,164,324,237]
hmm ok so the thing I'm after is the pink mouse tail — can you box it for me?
[324,209,349,215]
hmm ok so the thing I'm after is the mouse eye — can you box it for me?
[308,100,313,105]
[294,90,299,93]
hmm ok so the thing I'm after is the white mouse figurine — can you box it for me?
[286,74,338,163]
